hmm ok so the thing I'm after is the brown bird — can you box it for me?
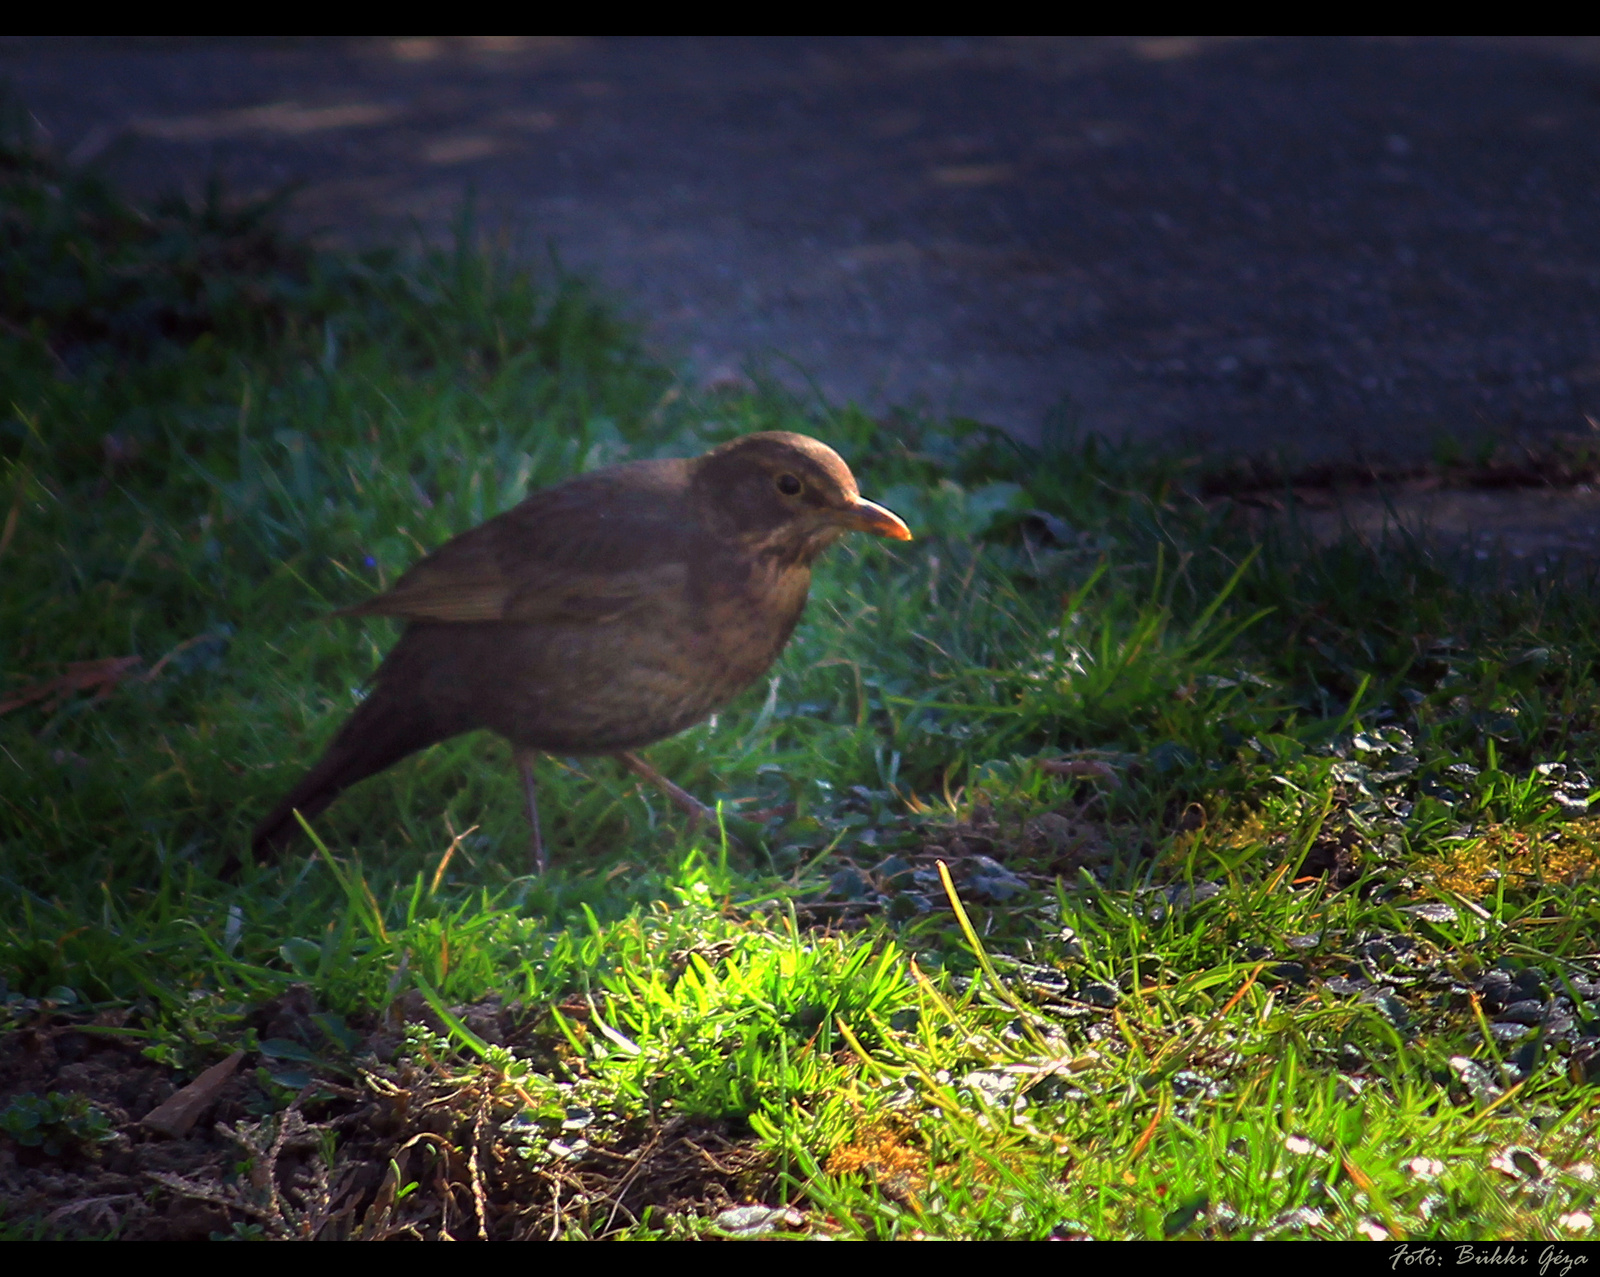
[250,431,912,867]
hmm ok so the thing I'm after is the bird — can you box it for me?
[250,430,912,868]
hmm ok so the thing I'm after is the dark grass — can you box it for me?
[4,105,1600,1239]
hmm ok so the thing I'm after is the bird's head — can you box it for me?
[691,432,912,563]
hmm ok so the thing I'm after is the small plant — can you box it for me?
[140,989,256,1074]
[0,1092,116,1159]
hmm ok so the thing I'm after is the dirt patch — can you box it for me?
[0,1020,261,1239]
[0,994,784,1240]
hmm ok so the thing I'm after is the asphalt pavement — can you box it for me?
[6,36,1600,465]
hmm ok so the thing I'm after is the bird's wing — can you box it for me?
[338,461,700,626]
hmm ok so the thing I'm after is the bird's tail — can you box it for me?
[250,685,447,860]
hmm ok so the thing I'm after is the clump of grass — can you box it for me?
[5,101,1600,1240]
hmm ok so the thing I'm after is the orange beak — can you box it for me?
[836,495,913,541]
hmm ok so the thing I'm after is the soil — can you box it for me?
[0,989,783,1240]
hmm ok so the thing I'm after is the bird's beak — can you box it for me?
[836,495,913,541]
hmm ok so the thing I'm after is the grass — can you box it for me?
[3,101,1600,1240]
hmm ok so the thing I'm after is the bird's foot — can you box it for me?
[516,748,547,873]
[617,751,741,847]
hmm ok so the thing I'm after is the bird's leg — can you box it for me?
[515,747,546,873]
[617,751,722,834]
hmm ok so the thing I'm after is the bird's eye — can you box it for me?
[775,473,802,496]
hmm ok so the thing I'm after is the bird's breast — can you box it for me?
[475,557,812,754]
[694,558,812,688]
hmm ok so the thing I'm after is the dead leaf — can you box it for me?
[142,1051,246,1139]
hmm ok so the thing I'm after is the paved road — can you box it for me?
[7,37,1600,462]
